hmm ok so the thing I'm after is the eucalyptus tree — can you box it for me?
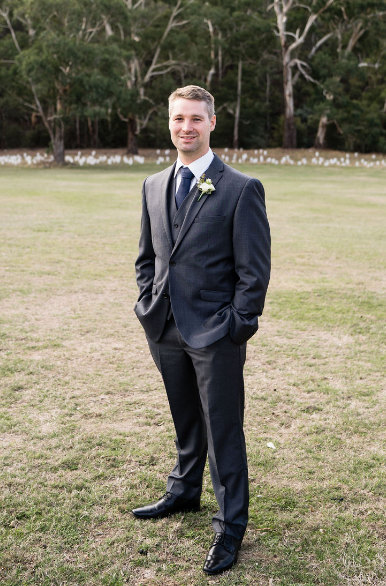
[0,0,123,162]
[0,4,29,148]
[310,0,386,150]
[269,0,336,148]
[187,0,274,149]
[115,0,195,153]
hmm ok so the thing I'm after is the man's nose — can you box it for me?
[182,119,193,132]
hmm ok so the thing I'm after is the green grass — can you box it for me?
[0,164,385,585]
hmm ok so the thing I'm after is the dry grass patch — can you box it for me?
[0,165,385,586]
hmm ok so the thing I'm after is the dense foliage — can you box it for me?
[1,0,385,160]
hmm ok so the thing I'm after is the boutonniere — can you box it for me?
[197,174,216,201]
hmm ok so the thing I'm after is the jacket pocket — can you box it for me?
[200,290,233,302]
[195,215,225,223]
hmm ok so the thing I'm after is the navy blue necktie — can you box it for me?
[175,167,194,209]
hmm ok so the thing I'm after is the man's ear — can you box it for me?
[210,115,216,132]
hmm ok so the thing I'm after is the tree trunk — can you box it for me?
[218,32,222,83]
[314,114,328,149]
[94,117,99,149]
[127,115,138,154]
[233,59,242,150]
[76,116,81,147]
[53,121,65,164]
[205,19,216,89]
[87,117,93,148]
[266,70,271,137]
[282,58,296,148]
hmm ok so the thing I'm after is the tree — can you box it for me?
[1,0,122,162]
[189,0,273,149]
[311,0,386,149]
[269,0,335,148]
[116,0,194,154]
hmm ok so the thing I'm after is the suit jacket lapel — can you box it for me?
[160,162,176,251]
[172,154,224,254]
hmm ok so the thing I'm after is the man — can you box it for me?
[133,85,270,575]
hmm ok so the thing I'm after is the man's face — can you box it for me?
[169,98,216,164]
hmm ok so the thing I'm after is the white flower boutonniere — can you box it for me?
[197,174,216,201]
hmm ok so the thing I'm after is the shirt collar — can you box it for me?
[174,148,214,180]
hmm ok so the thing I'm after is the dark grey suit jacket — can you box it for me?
[134,153,271,349]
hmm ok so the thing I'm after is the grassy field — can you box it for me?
[0,164,385,586]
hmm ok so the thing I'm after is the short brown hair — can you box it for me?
[168,85,215,119]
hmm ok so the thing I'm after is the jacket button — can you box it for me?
[169,260,176,266]
[174,223,178,228]
[162,293,169,299]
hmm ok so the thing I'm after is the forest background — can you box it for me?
[0,0,386,164]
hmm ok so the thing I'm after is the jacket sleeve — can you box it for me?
[135,179,155,302]
[230,177,271,344]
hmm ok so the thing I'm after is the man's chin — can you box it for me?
[177,137,199,150]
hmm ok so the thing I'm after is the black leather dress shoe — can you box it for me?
[131,492,200,519]
[203,532,242,575]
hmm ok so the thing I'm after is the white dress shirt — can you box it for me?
[174,148,214,194]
